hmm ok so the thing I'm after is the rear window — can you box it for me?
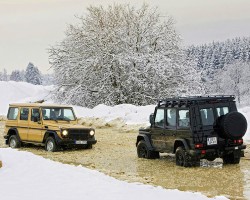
[216,107,229,117]
[7,107,18,120]
[200,108,214,126]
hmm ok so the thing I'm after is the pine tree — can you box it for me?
[10,70,23,82]
[25,62,42,85]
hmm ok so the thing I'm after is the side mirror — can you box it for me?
[149,113,154,125]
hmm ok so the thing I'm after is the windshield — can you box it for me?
[41,107,76,121]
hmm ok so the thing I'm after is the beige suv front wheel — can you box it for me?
[45,137,58,152]
[9,135,21,149]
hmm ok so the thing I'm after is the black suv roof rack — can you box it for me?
[158,95,235,107]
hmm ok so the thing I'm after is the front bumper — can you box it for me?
[56,136,97,146]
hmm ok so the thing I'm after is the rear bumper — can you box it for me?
[189,144,246,158]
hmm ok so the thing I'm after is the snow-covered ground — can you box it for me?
[0,148,227,200]
[0,81,53,115]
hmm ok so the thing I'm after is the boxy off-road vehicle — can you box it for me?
[136,96,247,167]
[4,103,97,152]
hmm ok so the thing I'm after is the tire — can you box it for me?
[45,137,58,152]
[9,135,21,149]
[223,152,241,164]
[175,146,193,167]
[137,140,159,159]
[217,112,247,140]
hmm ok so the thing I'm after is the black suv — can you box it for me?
[136,96,247,167]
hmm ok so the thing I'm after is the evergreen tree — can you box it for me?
[25,62,42,85]
[10,70,23,82]
[2,69,8,81]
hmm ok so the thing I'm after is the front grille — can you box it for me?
[68,129,89,140]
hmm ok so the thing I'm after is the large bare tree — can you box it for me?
[49,4,202,107]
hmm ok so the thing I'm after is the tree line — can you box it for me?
[186,37,250,104]
[0,62,54,86]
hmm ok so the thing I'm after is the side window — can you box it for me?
[154,109,164,127]
[42,108,50,120]
[178,110,190,127]
[31,108,40,122]
[216,107,229,117]
[167,108,176,126]
[7,107,18,120]
[20,108,29,121]
[200,108,214,126]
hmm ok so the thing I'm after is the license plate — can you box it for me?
[75,140,87,144]
[207,137,217,145]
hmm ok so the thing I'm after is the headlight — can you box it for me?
[62,130,68,137]
[89,130,95,136]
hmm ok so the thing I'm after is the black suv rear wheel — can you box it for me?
[175,147,189,167]
[137,140,159,159]
[223,152,241,164]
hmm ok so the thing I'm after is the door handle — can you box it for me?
[160,133,165,136]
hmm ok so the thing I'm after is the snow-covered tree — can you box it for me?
[2,69,8,81]
[10,70,23,82]
[42,73,55,85]
[210,61,250,104]
[25,63,42,85]
[49,4,202,107]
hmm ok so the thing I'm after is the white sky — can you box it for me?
[0,0,250,73]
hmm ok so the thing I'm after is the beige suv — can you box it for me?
[4,103,97,152]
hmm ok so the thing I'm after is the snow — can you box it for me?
[0,148,227,200]
[0,81,53,115]
[239,107,250,142]
[73,104,155,125]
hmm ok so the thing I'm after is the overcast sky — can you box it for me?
[0,0,250,73]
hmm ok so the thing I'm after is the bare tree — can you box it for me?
[49,4,202,107]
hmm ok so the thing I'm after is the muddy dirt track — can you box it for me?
[0,119,250,200]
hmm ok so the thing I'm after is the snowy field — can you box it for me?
[0,81,250,200]
[0,148,227,200]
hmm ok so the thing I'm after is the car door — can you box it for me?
[176,109,192,146]
[28,108,43,142]
[151,108,166,151]
[18,107,29,141]
[164,108,177,152]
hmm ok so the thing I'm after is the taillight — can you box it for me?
[201,150,206,154]
[195,143,204,149]
[234,139,243,144]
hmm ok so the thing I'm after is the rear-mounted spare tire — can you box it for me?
[217,111,247,140]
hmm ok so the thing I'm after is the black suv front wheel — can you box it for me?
[137,140,159,159]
